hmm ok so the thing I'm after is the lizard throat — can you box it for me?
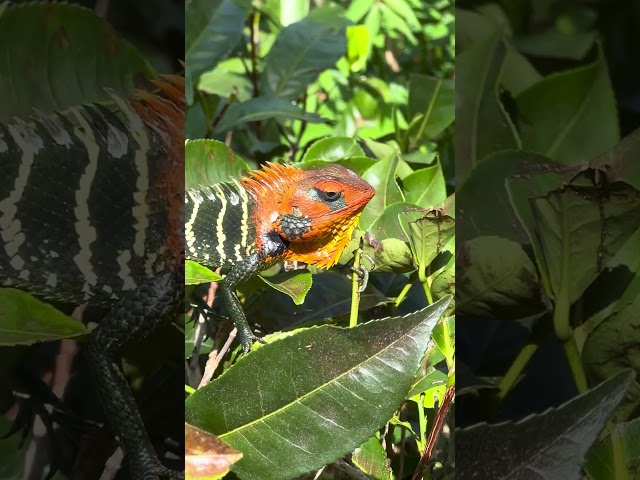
[282,211,363,268]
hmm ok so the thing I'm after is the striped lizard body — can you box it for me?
[0,75,184,480]
[185,162,375,352]
[0,76,184,303]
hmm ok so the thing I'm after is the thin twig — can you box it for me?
[290,91,308,160]
[411,385,455,480]
[249,12,260,97]
[199,328,236,387]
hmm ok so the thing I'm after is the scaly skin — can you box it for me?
[186,162,376,352]
[0,75,185,479]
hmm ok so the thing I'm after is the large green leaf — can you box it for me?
[260,7,349,100]
[516,49,619,165]
[0,289,86,345]
[185,297,451,480]
[456,31,520,182]
[185,0,251,102]
[0,2,154,121]
[457,370,634,480]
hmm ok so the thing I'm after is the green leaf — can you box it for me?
[258,270,312,306]
[198,58,253,101]
[591,126,640,191]
[516,49,619,165]
[368,237,415,274]
[360,154,403,228]
[346,25,370,72]
[262,0,309,27]
[583,292,640,422]
[431,255,455,306]
[585,417,640,480]
[403,162,447,208]
[260,8,348,100]
[352,437,393,480]
[185,297,451,480]
[456,32,520,182]
[407,369,448,399]
[431,315,454,367]
[346,0,374,22]
[407,74,454,140]
[0,289,86,345]
[0,415,23,477]
[399,208,455,273]
[213,97,324,133]
[456,8,541,96]
[457,151,565,244]
[377,3,416,44]
[457,370,635,480]
[0,2,154,121]
[185,260,223,285]
[515,30,597,60]
[185,139,249,191]
[457,236,545,320]
[370,202,421,243]
[185,0,251,100]
[302,137,366,162]
[507,170,640,304]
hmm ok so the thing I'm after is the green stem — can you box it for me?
[611,430,629,480]
[563,336,588,394]
[423,276,433,305]
[441,317,454,371]
[417,393,427,451]
[349,240,363,328]
[395,282,413,309]
[498,342,539,399]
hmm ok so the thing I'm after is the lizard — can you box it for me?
[185,161,376,352]
[0,75,184,479]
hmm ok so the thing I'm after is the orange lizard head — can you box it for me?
[242,162,375,268]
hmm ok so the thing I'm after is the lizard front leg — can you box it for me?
[86,271,183,480]
[220,253,264,353]
[221,231,287,353]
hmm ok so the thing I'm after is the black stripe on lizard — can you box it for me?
[185,162,375,353]
[0,75,185,479]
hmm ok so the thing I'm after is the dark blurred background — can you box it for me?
[456,0,640,424]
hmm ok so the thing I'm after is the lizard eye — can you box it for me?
[319,190,342,202]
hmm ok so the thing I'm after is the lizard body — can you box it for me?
[185,162,375,351]
[0,75,185,479]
